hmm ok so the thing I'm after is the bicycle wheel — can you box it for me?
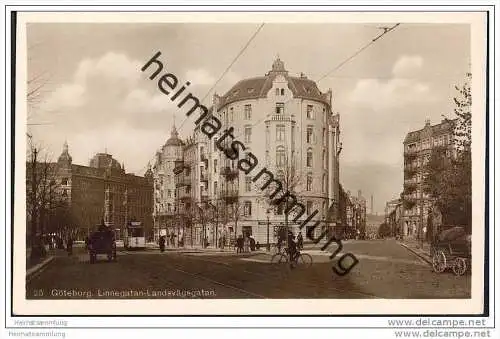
[296,253,313,268]
[271,253,288,264]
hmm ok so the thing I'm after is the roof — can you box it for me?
[404,119,457,144]
[165,125,184,147]
[218,58,331,109]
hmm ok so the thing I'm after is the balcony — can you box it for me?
[173,161,186,175]
[268,114,295,122]
[221,166,239,180]
[220,188,239,204]
[175,176,192,187]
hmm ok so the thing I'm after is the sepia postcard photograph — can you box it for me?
[11,10,489,317]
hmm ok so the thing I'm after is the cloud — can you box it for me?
[185,68,216,86]
[348,55,434,110]
[392,55,424,78]
[38,52,180,132]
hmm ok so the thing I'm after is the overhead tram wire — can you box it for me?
[231,23,401,140]
[176,22,266,132]
[317,23,400,82]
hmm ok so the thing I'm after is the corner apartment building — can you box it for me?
[152,58,342,245]
[402,118,456,240]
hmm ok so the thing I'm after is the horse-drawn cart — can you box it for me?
[431,226,471,276]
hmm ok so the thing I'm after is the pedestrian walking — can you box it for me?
[159,235,166,252]
[244,235,250,253]
[297,233,304,251]
[66,237,73,256]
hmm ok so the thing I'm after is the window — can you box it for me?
[245,177,252,192]
[276,125,285,141]
[200,146,204,155]
[244,201,252,216]
[186,186,191,194]
[244,104,252,120]
[323,128,326,146]
[306,201,313,215]
[323,150,327,168]
[214,159,218,173]
[306,126,314,143]
[306,105,314,119]
[214,181,218,194]
[281,88,285,95]
[213,137,218,150]
[306,175,313,191]
[276,88,280,96]
[167,189,172,198]
[276,102,284,115]
[230,107,234,122]
[244,126,252,143]
[276,146,286,168]
[306,149,313,167]
[322,174,327,192]
[61,177,68,185]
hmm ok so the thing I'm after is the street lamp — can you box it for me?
[266,209,271,251]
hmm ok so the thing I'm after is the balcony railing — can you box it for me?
[176,176,192,187]
[268,114,295,122]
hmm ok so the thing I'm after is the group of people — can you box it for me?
[235,234,257,253]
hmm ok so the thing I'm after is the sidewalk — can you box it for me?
[26,248,66,281]
[398,238,432,265]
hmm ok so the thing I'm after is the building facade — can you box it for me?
[152,58,342,246]
[402,118,455,241]
[27,142,154,240]
[385,198,403,237]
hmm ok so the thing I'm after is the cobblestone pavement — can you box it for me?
[25,239,470,299]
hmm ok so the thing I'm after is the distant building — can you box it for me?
[385,198,403,237]
[402,118,456,241]
[26,142,154,240]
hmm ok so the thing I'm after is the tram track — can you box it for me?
[167,254,380,299]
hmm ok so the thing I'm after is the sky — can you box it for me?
[26,22,470,214]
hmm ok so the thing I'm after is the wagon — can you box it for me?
[431,226,471,276]
[87,225,117,264]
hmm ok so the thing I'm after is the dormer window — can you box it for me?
[247,88,254,93]
[281,88,285,95]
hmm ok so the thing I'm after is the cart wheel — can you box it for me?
[452,257,467,276]
[432,250,447,273]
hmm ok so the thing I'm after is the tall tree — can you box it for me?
[423,73,472,232]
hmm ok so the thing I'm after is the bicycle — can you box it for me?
[270,248,313,269]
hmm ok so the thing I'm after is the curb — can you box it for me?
[399,242,432,266]
[26,256,55,282]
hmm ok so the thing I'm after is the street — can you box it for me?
[26,239,470,299]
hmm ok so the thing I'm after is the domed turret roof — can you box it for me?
[217,57,331,109]
[165,124,184,147]
[57,141,72,164]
